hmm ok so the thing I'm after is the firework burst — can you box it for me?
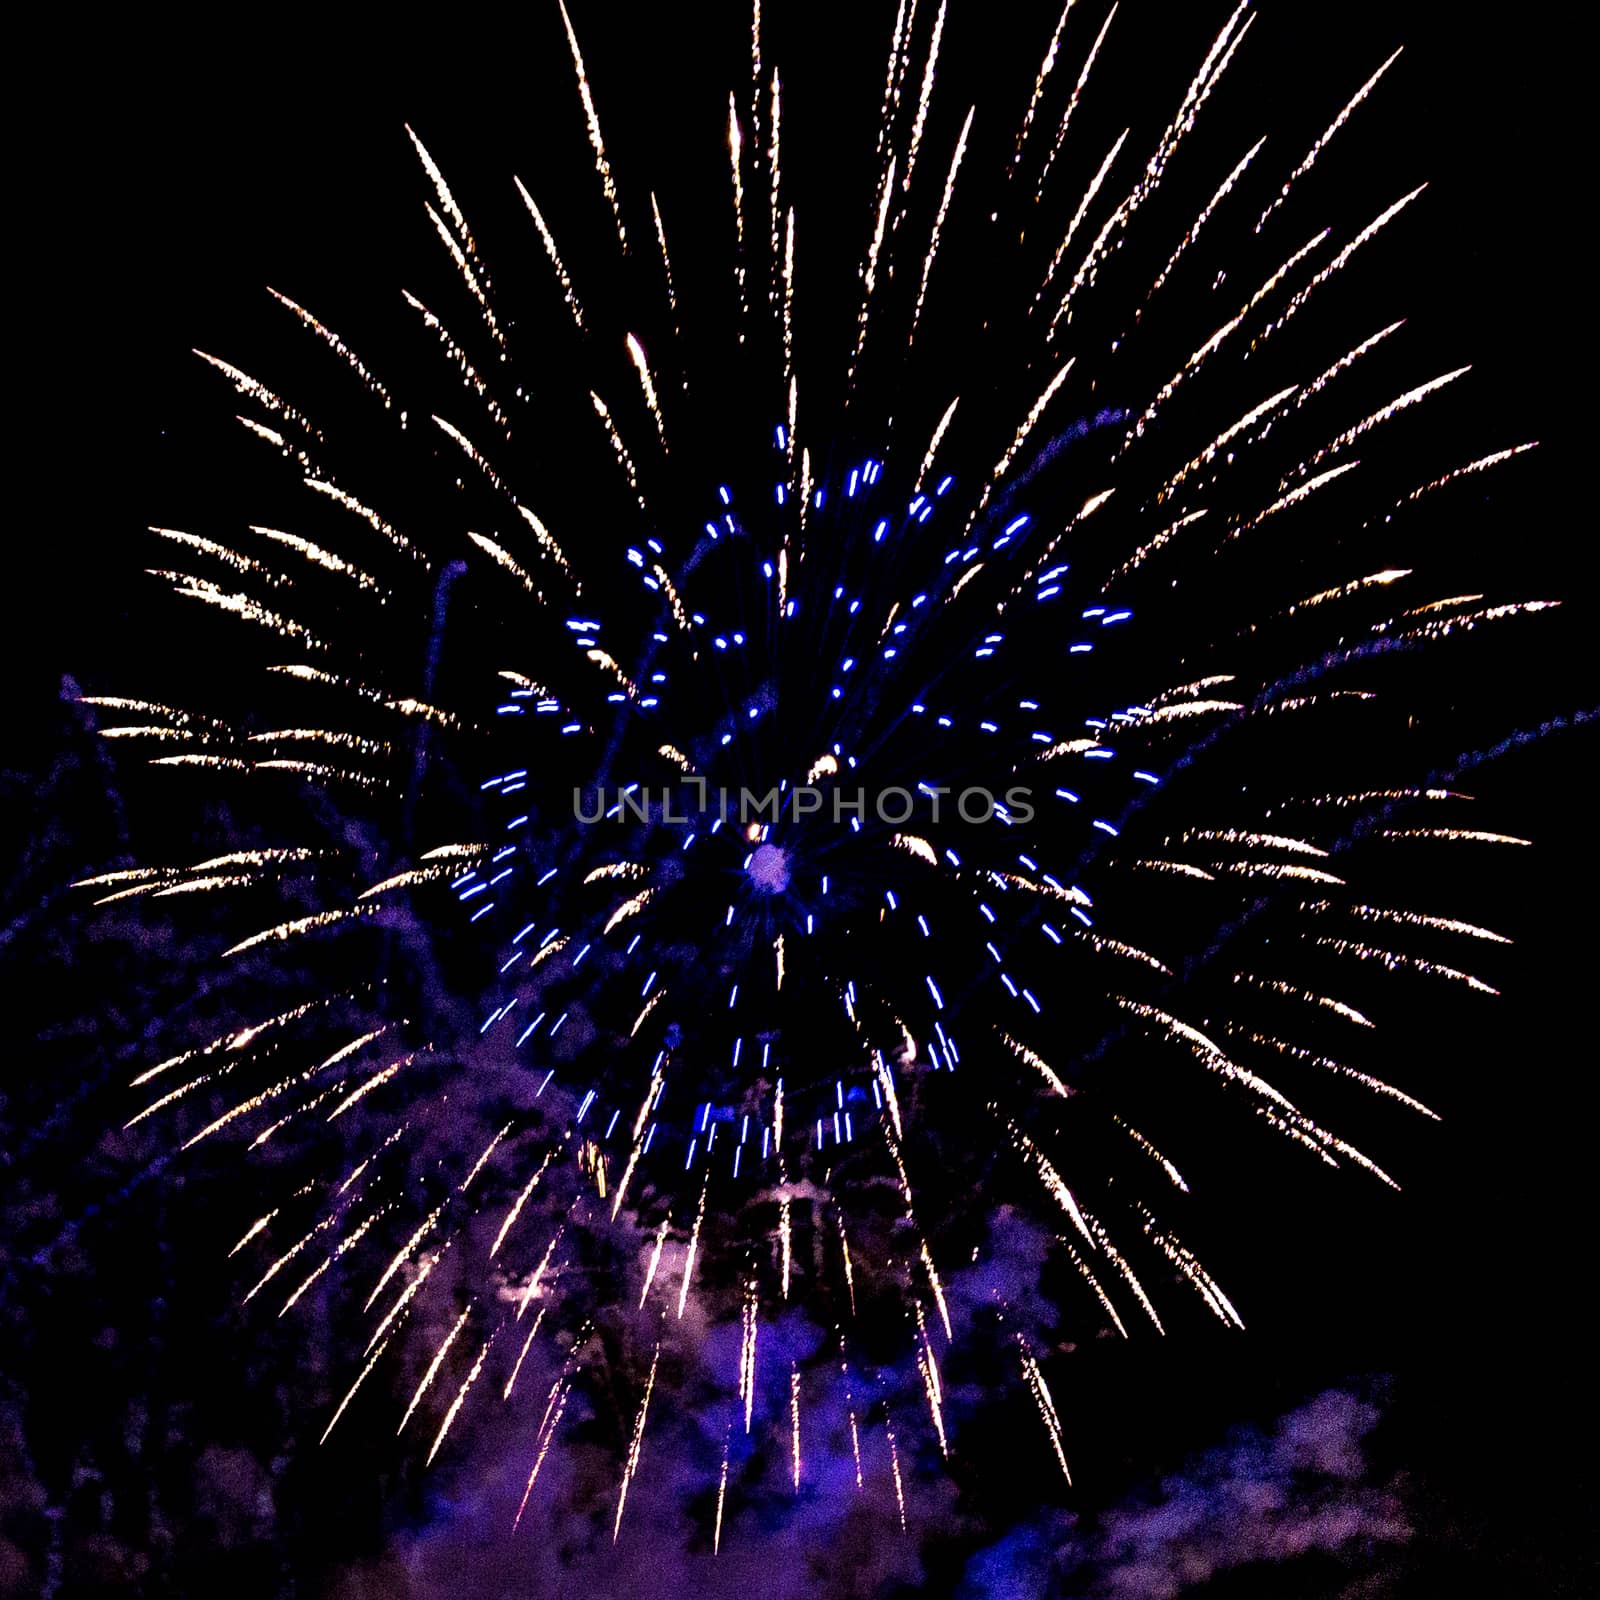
[77,0,1561,1547]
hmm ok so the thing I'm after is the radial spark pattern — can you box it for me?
[81,0,1552,1542]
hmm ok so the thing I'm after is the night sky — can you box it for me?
[5,4,1594,1597]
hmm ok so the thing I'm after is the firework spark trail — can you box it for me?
[1378,600,1558,646]
[1051,0,1253,333]
[242,1208,344,1307]
[406,126,484,276]
[1084,1208,1167,1333]
[603,887,655,935]
[1256,47,1404,232]
[1140,1207,1245,1324]
[966,360,1077,529]
[999,1030,1073,1097]
[1040,128,1130,295]
[229,1211,278,1257]
[409,128,505,352]
[365,1203,447,1314]
[773,1079,795,1298]
[179,1027,391,1150]
[677,1177,709,1318]
[1254,563,1412,627]
[557,0,626,251]
[304,478,420,563]
[1177,829,1328,856]
[1287,368,1472,487]
[1224,1025,1439,1121]
[1122,228,1331,434]
[1313,937,1498,994]
[713,1431,731,1553]
[590,390,648,512]
[914,1302,949,1456]
[1271,319,1411,438]
[612,1344,660,1541]
[263,664,458,727]
[422,203,504,353]
[1008,1123,1093,1246]
[611,1072,663,1219]
[1143,136,1267,308]
[1234,973,1374,1029]
[886,1415,908,1532]
[150,753,388,793]
[502,1308,546,1400]
[782,209,797,452]
[268,288,394,411]
[427,1328,495,1464]
[512,1364,577,1533]
[256,1075,378,1154]
[873,0,918,174]
[1209,459,1359,551]
[767,70,783,304]
[637,1216,671,1310]
[403,291,509,432]
[921,1241,953,1340]
[749,0,763,138]
[458,1123,513,1193]
[908,106,974,351]
[1079,933,1171,976]
[846,155,898,389]
[1377,443,1540,522]
[1036,2,1118,204]
[900,0,947,201]
[789,1362,803,1489]
[515,1228,564,1319]
[250,526,387,594]
[728,95,749,325]
[150,572,331,653]
[122,995,339,1091]
[398,1302,472,1433]
[78,694,230,738]
[509,506,577,591]
[1150,388,1295,507]
[625,332,669,455]
[248,728,389,759]
[1119,999,1325,1107]
[145,527,280,588]
[1003,486,1114,608]
[739,1272,759,1432]
[1064,1239,1129,1338]
[1010,2,1074,173]
[646,195,686,394]
[1259,183,1428,345]
[431,413,517,502]
[1114,1116,1189,1190]
[916,395,961,489]
[358,861,474,902]
[363,1239,445,1355]
[1020,1339,1072,1484]
[234,414,306,464]
[517,178,588,335]
[838,1215,858,1318]
[194,350,321,441]
[1335,903,1512,945]
[1077,708,1591,1108]
[320,1329,399,1445]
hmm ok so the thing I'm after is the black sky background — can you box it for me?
[6,3,1595,1595]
